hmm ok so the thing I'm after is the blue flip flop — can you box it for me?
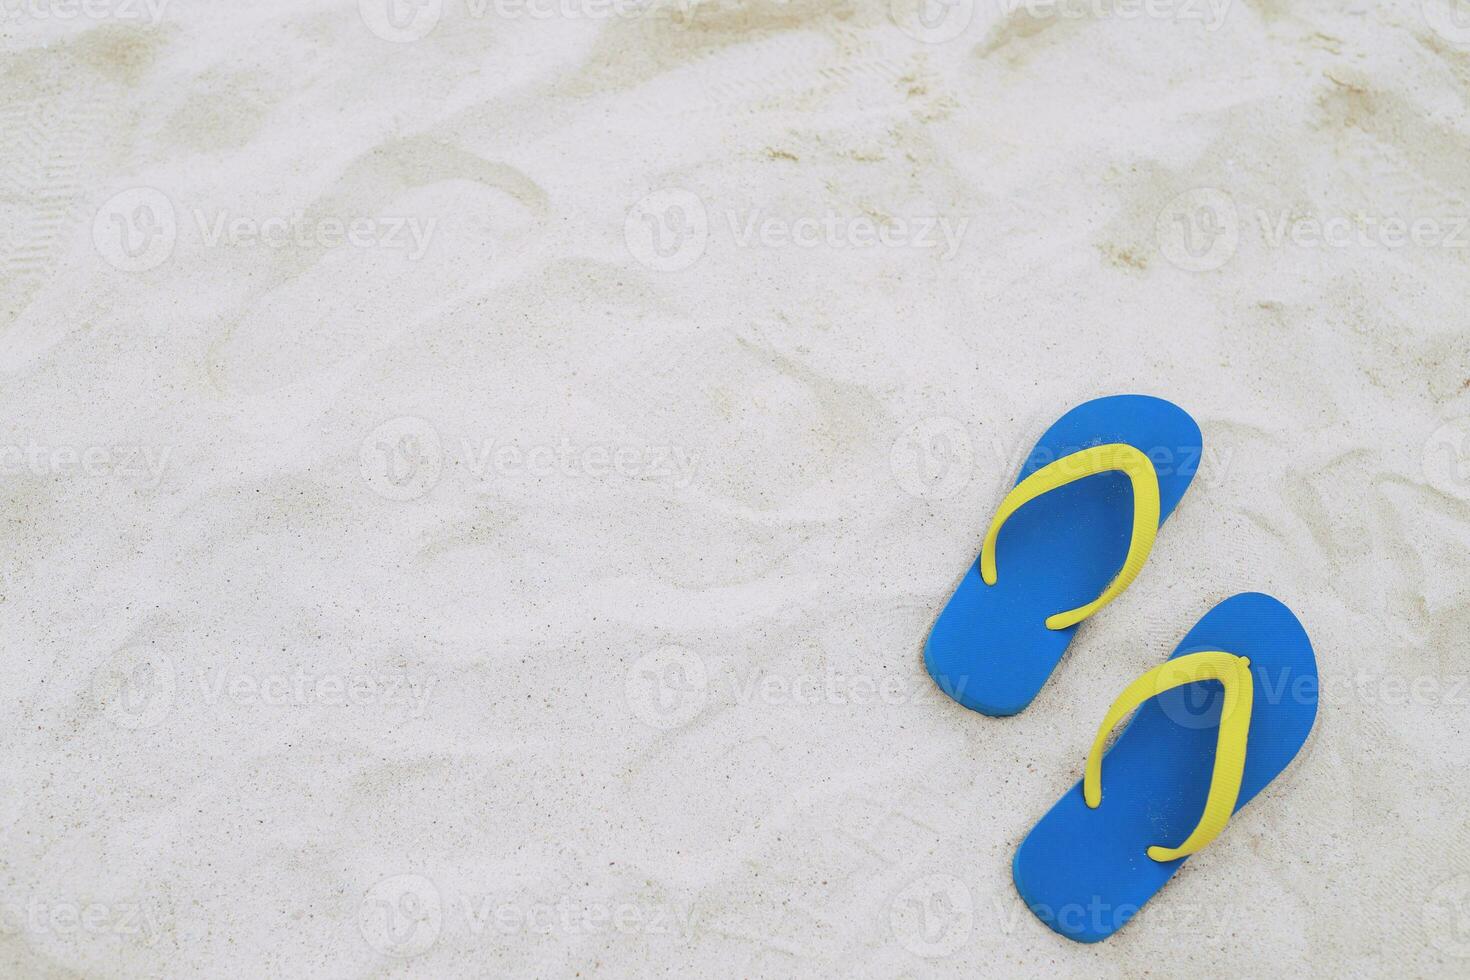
[924,395,1202,715]
[1012,592,1319,943]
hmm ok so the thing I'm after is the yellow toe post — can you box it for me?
[979,443,1161,630]
[1082,651,1255,862]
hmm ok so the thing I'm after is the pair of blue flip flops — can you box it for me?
[924,395,1318,944]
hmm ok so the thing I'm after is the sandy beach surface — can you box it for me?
[3,0,1469,975]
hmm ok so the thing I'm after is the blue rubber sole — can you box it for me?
[1012,592,1319,943]
[924,395,1202,716]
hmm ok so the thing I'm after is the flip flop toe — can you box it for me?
[925,394,1202,715]
[1012,592,1319,942]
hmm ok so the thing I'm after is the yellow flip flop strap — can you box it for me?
[1083,650,1255,863]
[979,443,1161,631]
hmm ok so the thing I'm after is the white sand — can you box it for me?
[2,0,1469,975]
